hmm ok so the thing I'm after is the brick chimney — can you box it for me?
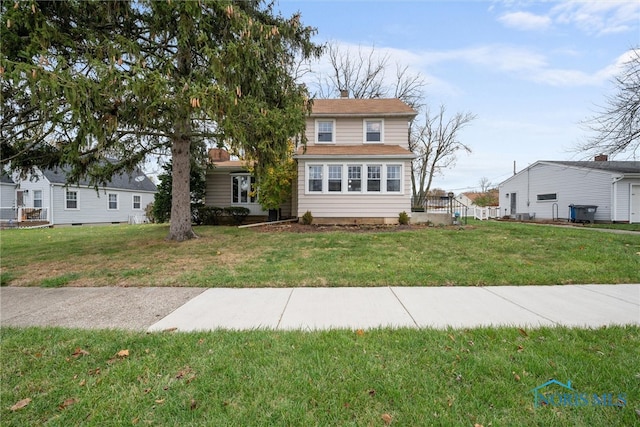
[339,89,349,99]
[209,148,230,162]
[594,154,608,162]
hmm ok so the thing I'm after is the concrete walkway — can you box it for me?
[2,284,638,332]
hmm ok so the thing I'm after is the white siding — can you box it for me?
[51,185,154,225]
[613,179,640,222]
[499,163,615,221]
[0,183,17,208]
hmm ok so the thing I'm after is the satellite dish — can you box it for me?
[134,176,145,183]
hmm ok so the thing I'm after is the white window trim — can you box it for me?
[132,194,142,210]
[363,119,384,144]
[304,162,403,194]
[65,189,79,210]
[315,119,336,144]
[107,193,119,210]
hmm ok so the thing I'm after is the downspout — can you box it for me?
[49,184,54,225]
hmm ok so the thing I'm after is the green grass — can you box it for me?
[1,221,639,287]
[1,326,638,426]
[587,223,640,232]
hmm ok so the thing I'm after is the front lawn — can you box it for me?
[1,326,638,426]
[1,221,639,287]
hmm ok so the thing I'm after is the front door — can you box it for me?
[16,190,25,207]
[631,185,640,223]
[510,193,517,215]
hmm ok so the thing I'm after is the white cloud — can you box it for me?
[498,11,552,31]
[550,1,639,36]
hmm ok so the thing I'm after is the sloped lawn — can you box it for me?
[1,221,639,287]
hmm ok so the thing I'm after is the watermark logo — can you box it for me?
[531,379,627,408]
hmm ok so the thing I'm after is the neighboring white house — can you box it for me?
[11,166,157,226]
[205,97,418,224]
[498,160,640,223]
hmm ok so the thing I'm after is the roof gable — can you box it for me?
[311,98,417,117]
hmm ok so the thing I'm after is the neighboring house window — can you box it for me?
[133,195,141,210]
[364,119,383,142]
[308,165,323,192]
[66,190,78,209]
[232,175,256,204]
[367,165,381,192]
[386,165,401,192]
[328,165,342,192]
[33,190,43,208]
[108,193,118,210]
[537,193,557,201]
[348,166,362,192]
[316,120,334,143]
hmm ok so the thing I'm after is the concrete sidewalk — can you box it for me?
[1,285,638,332]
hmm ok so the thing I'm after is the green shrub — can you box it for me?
[197,206,225,225]
[398,211,409,225]
[224,206,250,225]
[301,210,313,225]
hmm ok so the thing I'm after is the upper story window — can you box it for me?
[33,190,43,208]
[364,119,383,143]
[316,120,335,143]
[66,190,78,209]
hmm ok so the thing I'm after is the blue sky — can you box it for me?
[276,0,640,192]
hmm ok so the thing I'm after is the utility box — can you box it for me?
[569,204,598,223]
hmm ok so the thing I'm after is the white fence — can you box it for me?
[473,206,500,220]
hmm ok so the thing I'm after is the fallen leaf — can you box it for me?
[190,399,197,410]
[381,413,392,424]
[368,389,376,397]
[517,345,524,353]
[513,373,521,382]
[117,349,129,358]
[59,398,77,410]
[448,334,456,342]
[474,424,484,427]
[72,348,90,358]
[176,366,193,379]
[518,328,528,337]
[355,329,365,336]
[10,398,31,411]
[163,327,177,333]
[155,399,165,404]
[78,379,86,386]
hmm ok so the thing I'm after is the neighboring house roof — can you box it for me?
[542,161,640,174]
[41,166,157,192]
[1,171,15,184]
[295,145,415,158]
[310,98,417,117]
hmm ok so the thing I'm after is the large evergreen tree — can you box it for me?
[1,0,321,241]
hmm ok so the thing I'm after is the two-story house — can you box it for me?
[205,97,417,224]
[294,98,417,224]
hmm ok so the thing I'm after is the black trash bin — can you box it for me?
[568,204,597,223]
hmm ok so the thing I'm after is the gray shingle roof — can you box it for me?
[544,161,640,174]
[1,171,15,184]
[42,166,157,192]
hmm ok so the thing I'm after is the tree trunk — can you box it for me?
[167,136,197,241]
